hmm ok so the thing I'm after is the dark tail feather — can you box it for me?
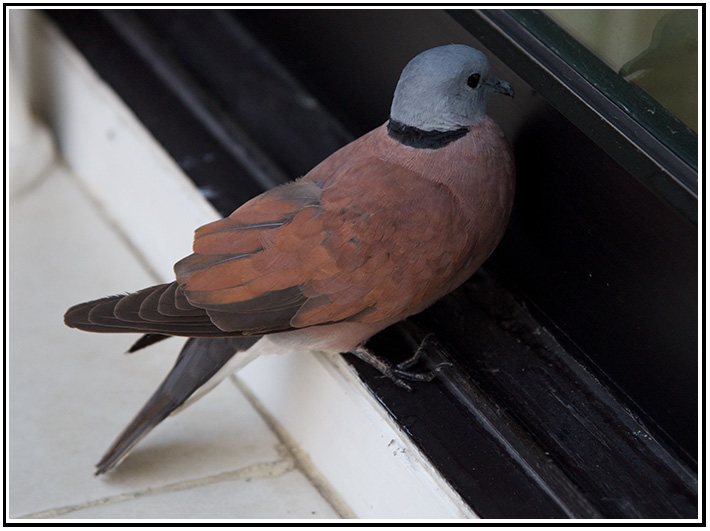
[63,283,229,337]
[95,336,260,474]
[127,334,171,353]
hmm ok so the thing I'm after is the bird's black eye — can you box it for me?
[467,73,481,89]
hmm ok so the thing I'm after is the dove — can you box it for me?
[64,44,515,474]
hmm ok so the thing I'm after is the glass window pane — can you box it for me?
[508,8,698,170]
[544,9,698,132]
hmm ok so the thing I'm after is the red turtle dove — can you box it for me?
[64,44,515,474]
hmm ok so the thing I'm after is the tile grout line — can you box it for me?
[18,451,296,519]
[59,159,166,285]
[230,375,355,519]
[8,158,58,203]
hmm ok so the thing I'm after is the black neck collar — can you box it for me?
[386,119,469,149]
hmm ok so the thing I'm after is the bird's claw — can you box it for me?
[396,332,434,370]
[348,333,449,391]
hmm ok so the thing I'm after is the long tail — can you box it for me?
[64,283,234,337]
[95,336,260,474]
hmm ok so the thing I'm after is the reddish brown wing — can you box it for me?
[174,156,472,334]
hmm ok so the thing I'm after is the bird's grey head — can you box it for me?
[390,44,514,132]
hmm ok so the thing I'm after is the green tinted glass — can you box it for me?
[509,9,698,169]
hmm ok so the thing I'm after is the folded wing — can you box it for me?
[65,155,472,337]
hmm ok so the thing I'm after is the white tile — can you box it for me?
[55,469,340,519]
[8,167,284,517]
[8,10,56,195]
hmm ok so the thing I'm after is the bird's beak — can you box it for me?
[487,77,515,98]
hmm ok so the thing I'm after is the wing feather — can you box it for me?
[176,151,472,333]
[66,131,475,338]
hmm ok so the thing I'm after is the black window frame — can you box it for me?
[459,8,698,223]
[46,8,700,519]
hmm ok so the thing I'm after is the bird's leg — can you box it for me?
[349,346,417,391]
[396,332,435,370]
[347,335,449,391]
